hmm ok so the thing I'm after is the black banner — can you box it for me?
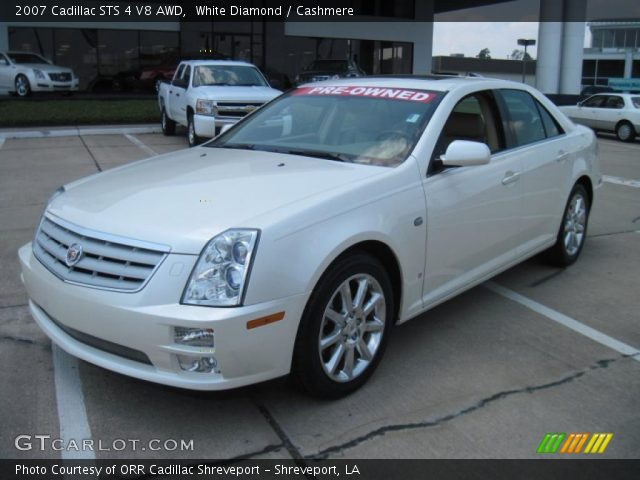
[1,0,640,23]
[2,459,640,480]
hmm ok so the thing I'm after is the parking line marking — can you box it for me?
[125,134,157,157]
[602,175,640,189]
[485,282,640,362]
[53,345,95,459]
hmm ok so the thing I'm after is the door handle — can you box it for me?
[556,150,569,162]
[176,93,180,97]
[502,171,521,185]
[169,90,172,94]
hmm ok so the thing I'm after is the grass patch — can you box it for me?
[0,99,159,127]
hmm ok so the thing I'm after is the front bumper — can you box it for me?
[19,243,306,390]
[194,114,242,138]
[32,78,80,93]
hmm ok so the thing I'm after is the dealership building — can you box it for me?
[0,0,627,94]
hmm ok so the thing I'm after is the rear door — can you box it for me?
[422,90,523,306]
[496,89,571,253]
[594,95,625,132]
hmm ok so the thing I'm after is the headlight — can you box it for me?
[33,69,46,80]
[182,229,259,306]
[195,99,217,116]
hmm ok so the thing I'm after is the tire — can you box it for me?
[15,74,31,97]
[544,184,590,267]
[291,252,394,398]
[187,113,201,147]
[615,121,636,142]
[161,108,176,136]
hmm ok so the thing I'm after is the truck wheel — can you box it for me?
[291,252,394,398]
[15,75,31,97]
[187,113,201,147]
[161,108,175,136]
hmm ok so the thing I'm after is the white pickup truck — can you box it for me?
[158,60,281,146]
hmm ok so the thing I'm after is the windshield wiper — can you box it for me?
[264,147,352,162]
[208,143,256,151]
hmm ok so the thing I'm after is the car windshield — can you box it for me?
[307,60,348,71]
[208,85,443,167]
[631,97,640,108]
[7,52,48,64]
[192,65,267,87]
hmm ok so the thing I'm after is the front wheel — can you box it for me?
[616,121,636,142]
[161,108,175,136]
[187,113,201,147]
[292,252,394,398]
[15,74,31,97]
[544,184,590,267]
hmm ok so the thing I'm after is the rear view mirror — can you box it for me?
[441,140,491,167]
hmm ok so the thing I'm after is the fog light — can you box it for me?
[174,327,214,348]
[177,355,218,373]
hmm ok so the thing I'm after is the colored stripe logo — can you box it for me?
[537,433,613,454]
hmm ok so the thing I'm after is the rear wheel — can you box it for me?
[15,74,31,97]
[161,108,175,136]
[616,121,635,142]
[187,113,201,147]
[544,184,590,267]
[292,252,394,398]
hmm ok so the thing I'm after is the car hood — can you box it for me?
[21,63,72,73]
[48,147,385,254]
[190,85,281,102]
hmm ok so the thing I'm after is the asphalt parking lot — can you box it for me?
[0,129,638,460]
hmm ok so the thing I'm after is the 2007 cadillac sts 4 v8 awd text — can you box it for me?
[19,77,601,398]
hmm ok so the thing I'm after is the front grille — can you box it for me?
[48,72,72,82]
[33,216,167,292]
[216,102,263,118]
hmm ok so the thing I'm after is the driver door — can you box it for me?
[421,90,523,307]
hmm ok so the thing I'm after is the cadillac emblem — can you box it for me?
[65,243,83,267]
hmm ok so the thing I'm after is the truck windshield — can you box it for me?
[192,65,268,87]
[208,85,442,167]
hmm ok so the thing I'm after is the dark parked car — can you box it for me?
[296,59,364,84]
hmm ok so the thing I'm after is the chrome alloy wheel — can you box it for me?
[617,123,632,142]
[563,192,587,256]
[318,273,386,382]
[15,76,29,96]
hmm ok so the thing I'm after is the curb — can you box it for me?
[0,125,162,139]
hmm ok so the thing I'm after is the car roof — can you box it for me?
[178,60,256,67]
[298,75,526,93]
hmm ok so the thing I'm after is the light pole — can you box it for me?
[517,38,536,84]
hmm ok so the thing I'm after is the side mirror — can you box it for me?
[577,101,584,107]
[441,140,491,167]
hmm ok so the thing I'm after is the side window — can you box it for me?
[430,90,504,174]
[603,96,624,109]
[182,66,192,85]
[582,95,605,108]
[535,101,564,138]
[498,89,546,147]
[173,64,185,83]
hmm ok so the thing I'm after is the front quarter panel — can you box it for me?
[243,157,427,322]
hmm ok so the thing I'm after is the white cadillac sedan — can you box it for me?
[19,77,601,398]
[1,51,79,96]
[560,93,640,142]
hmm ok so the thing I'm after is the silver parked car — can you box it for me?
[560,93,640,142]
[0,51,79,97]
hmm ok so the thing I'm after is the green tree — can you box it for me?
[476,48,491,60]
